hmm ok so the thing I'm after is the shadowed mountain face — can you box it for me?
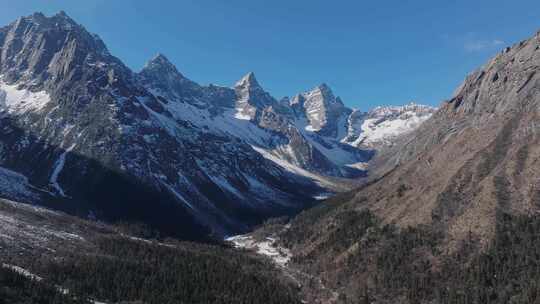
[0,12,434,240]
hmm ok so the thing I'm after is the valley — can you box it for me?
[1,8,539,304]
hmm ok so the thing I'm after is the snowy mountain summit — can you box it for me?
[343,103,437,148]
[0,12,435,239]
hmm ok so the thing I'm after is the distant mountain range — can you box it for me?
[0,12,434,239]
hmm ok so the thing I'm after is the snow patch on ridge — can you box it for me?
[234,105,252,120]
[159,96,274,147]
[351,109,433,147]
[0,80,51,115]
[342,103,437,148]
[251,146,340,192]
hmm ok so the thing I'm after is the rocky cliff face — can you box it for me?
[291,83,350,136]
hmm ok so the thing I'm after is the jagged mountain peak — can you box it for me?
[292,83,349,135]
[145,53,174,68]
[15,11,79,31]
[0,11,121,87]
[141,53,185,78]
[138,53,203,102]
[55,10,70,18]
[316,82,331,92]
[304,83,344,106]
[233,71,278,120]
[308,82,332,95]
[235,72,260,89]
[28,11,46,20]
[8,11,106,48]
[51,10,76,23]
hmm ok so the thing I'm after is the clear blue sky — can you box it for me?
[1,0,539,109]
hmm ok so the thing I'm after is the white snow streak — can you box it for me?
[49,144,76,197]
[159,180,195,210]
[1,264,43,281]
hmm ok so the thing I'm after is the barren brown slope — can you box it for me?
[362,30,540,249]
[272,29,540,303]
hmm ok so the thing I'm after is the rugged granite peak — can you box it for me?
[0,9,127,98]
[138,53,203,103]
[142,53,183,77]
[146,53,173,67]
[233,72,279,120]
[235,71,260,88]
[291,84,350,138]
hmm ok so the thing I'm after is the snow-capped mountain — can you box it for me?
[0,12,434,239]
[343,103,436,149]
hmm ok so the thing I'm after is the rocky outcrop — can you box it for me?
[291,83,350,137]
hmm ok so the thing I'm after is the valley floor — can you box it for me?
[0,199,303,304]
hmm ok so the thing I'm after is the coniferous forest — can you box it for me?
[3,235,301,304]
[281,198,540,304]
[0,267,88,304]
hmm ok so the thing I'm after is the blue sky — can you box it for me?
[1,1,539,109]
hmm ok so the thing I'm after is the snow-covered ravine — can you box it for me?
[49,144,76,197]
[226,235,291,267]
